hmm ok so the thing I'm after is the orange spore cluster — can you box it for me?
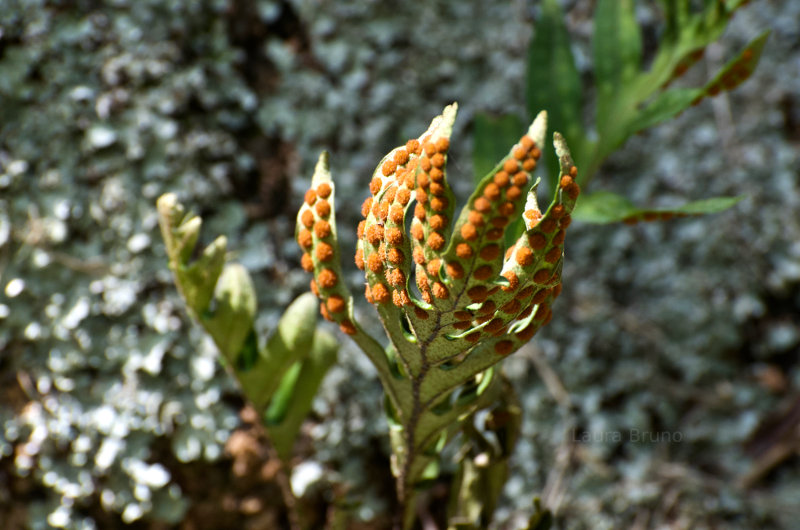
[385,226,404,246]
[533,303,550,321]
[392,289,411,307]
[446,262,464,279]
[381,160,397,176]
[516,247,534,266]
[467,210,484,226]
[559,166,581,201]
[388,269,405,287]
[501,298,521,314]
[498,202,515,216]
[339,320,357,335]
[540,219,557,233]
[316,242,334,262]
[297,229,313,249]
[531,288,549,305]
[473,303,493,319]
[456,243,473,259]
[355,248,364,270]
[454,310,472,321]
[486,228,503,241]
[433,282,448,299]
[316,182,332,199]
[301,253,314,272]
[501,271,519,292]
[318,268,337,288]
[361,198,373,217]
[528,233,546,250]
[371,283,390,304]
[327,295,346,313]
[430,196,448,212]
[425,232,443,250]
[485,318,504,333]
[515,324,537,341]
[367,252,383,273]
[396,188,411,206]
[416,272,429,291]
[411,223,424,241]
[494,340,514,355]
[387,248,404,265]
[517,305,533,320]
[545,247,561,264]
[366,224,384,246]
[494,171,510,187]
[320,303,332,321]
[473,265,492,280]
[506,186,522,201]
[552,283,562,299]
[474,197,491,213]
[393,149,410,166]
[301,210,314,228]
[461,223,478,241]
[468,285,488,302]
[429,214,447,230]
[374,200,389,221]
[315,200,331,218]
[314,220,331,239]
[479,244,500,261]
[390,206,404,225]
[426,259,441,278]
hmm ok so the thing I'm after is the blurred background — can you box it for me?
[0,0,798,528]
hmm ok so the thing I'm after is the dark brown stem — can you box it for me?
[264,436,302,530]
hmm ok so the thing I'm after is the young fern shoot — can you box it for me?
[296,104,579,529]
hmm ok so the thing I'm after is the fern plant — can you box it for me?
[157,195,337,529]
[477,0,767,225]
[296,104,577,528]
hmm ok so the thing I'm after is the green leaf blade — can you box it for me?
[572,191,744,224]
[526,0,586,187]
[625,87,702,139]
[593,0,641,126]
[267,329,338,461]
[701,30,770,99]
[237,292,320,409]
[472,113,525,184]
[202,263,258,360]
